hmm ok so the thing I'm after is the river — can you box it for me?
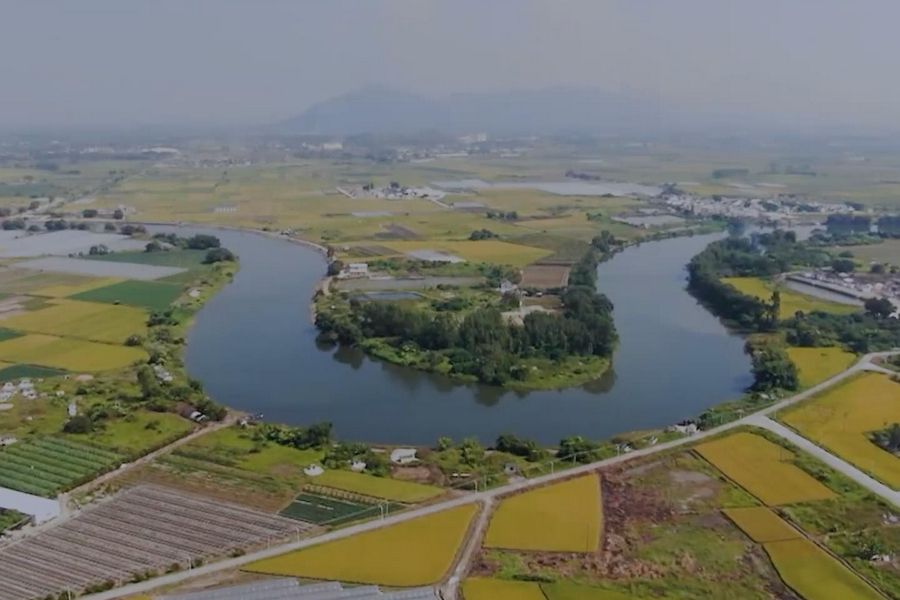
[181,229,752,445]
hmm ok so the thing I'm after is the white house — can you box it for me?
[390,448,418,465]
[350,460,367,472]
[340,263,369,279]
[303,464,324,477]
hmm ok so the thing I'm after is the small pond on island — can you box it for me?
[178,228,752,445]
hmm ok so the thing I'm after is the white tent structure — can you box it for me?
[0,486,59,524]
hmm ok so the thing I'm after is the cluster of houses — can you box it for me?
[0,379,37,402]
[302,448,419,479]
[336,262,369,279]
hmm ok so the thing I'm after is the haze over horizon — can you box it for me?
[2,0,899,134]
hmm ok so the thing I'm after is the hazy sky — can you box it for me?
[2,0,899,130]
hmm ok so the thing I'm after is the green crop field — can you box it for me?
[0,364,66,381]
[86,249,210,269]
[72,280,183,311]
[0,437,124,496]
[279,492,402,525]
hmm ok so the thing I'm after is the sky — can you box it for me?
[1,0,899,131]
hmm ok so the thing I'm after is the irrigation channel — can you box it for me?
[175,228,752,445]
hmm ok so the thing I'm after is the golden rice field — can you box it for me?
[786,346,857,389]
[542,582,638,600]
[723,507,801,543]
[484,473,601,552]
[244,504,477,586]
[0,333,146,371]
[764,538,883,600]
[695,432,834,505]
[314,469,444,503]
[1,299,147,343]
[721,277,859,318]
[383,240,553,268]
[462,578,547,600]
[779,372,900,488]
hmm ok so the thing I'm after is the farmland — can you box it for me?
[721,276,858,318]
[0,436,124,496]
[245,504,477,586]
[0,298,147,343]
[462,578,546,600]
[0,333,146,371]
[695,432,835,505]
[0,485,307,600]
[722,507,801,543]
[279,492,402,526]
[779,372,900,488]
[72,280,183,311]
[764,538,883,600]
[786,346,857,388]
[484,474,601,552]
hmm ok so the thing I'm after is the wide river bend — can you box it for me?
[179,229,752,445]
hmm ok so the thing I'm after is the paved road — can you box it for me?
[84,351,898,599]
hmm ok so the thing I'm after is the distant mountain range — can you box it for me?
[276,85,682,136]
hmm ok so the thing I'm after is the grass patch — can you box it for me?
[721,276,858,318]
[695,432,834,505]
[244,504,477,586]
[1,298,147,343]
[0,363,66,381]
[86,249,209,269]
[722,507,801,543]
[85,411,193,457]
[778,372,900,488]
[0,436,123,496]
[72,280,183,311]
[0,328,23,342]
[485,474,601,552]
[764,538,883,600]
[0,333,146,371]
[787,346,858,389]
[314,469,443,503]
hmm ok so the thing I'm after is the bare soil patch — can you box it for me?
[521,264,570,288]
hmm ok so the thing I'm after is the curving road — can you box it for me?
[84,351,898,600]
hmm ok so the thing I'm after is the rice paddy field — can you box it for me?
[694,432,835,505]
[461,578,547,600]
[778,372,900,488]
[764,538,884,600]
[721,276,859,318]
[484,474,602,552]
[0,298,147,343]
[0,436,124,496]
[786,346,858,389]
[722,507,801,543]
[244,504,477,586]
[0,333,146,371]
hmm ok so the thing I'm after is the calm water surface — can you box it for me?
[181,229,751,444]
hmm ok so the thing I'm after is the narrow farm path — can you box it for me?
[83,350,898,600]
[441,497,495,600]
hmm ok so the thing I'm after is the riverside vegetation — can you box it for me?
[315,246,617,388]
